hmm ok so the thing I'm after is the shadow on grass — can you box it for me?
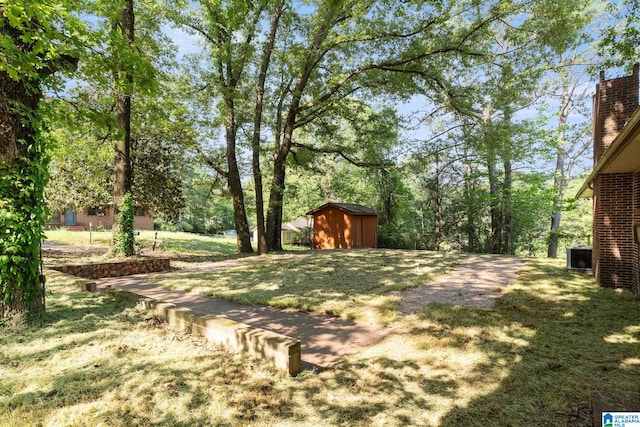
[3,292,138,366]
[238,258,638,426]
[429,259,640,426]
[288,354,459,426]
[2,272,308,426]
[162,251,255,265]
[155,249,460,322]
[7,257,638,426]
[1,289,240,425]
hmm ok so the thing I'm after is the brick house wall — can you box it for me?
[634,172,640,293]
[593,173,637,290]
[51,207,154,230]
[592,65,640,292]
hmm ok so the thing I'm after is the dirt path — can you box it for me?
[393,255,525,314]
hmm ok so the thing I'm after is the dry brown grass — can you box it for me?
[154,249,461,325]
[2,254,639,426]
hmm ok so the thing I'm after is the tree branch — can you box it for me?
[291,140,393,169]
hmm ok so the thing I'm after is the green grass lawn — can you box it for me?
[43,229,241,267]
[154,249,461,325]
[3,251,639,425]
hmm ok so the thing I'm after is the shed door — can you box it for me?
[355,216,363,247]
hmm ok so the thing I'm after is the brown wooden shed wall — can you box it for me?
[311,206,377,249]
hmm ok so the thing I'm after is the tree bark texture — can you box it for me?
[111,0,136,256]
[463,152,478,252]
[112,0,134,217]
[226,106,253,253]
[252,1,284,255]
[266,8,336,252]
[502,156,513,255]
[266,150,288,251]
[487,151,502,254]
[548,81,572,258]
[548,148,566,258]
[434,153,442,252]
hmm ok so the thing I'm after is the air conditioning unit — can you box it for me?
[567,246,592,271]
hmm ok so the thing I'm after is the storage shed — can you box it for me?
[306,203,379,249]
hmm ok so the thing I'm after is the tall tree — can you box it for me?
[263,0,516,251]
[546,63,593,257]
[170,0,529,252]
[600,0,640,69]
[419,0,577,254]
[112,0,136,256]
[67,0,168,254]
[0,1,81,319]
[543,0,604,257]
[251,0,285,254]
[46,92,189,221]
[171,0,269,253]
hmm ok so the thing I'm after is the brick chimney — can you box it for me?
[593,64,640,166]
[591,64,640,293]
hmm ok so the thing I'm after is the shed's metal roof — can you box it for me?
[306,202,379,216]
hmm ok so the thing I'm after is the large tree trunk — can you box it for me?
[0,8,75,319]
[113,0,134,203]
[112,0,135,256]
[501,109,514,255]
[548,80,571,258]
[462,147,478,252]
[0,75,46,320]
[265,9,336,252]
[266,77,300,252]
[487,151,502,254]
[0,80,39,164]
[228,165,253,253]
[252,1,284,255]
[225,106,253,253]
[266,147,288,251]
[548,148,566,258]
[433,152,442,251]
[502,156,513,255]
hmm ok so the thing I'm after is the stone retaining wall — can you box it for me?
[51,258,170,279]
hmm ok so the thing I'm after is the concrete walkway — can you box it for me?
[95,273,389,369]
[394,255,525,314]
[94,254,524,368]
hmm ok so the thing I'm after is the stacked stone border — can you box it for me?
[50,258,170,279]
[105,289,302,376]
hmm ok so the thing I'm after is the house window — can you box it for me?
[87,207,105,216]
[134,207,146,217]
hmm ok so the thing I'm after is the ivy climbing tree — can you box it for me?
[0,1,81,320]
[113,192,135,256]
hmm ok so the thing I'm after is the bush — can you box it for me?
[154,216,180,232]
[377,224,427,249]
